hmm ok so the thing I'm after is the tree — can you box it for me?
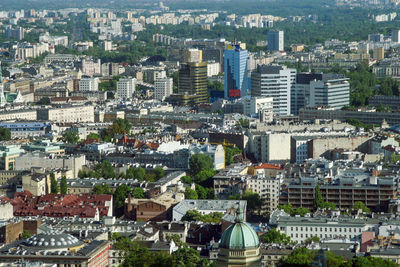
[295,207,311,217]
[242,191,263,215]
[303,236,320,245]
[60,131,80,144]
[181,175,193,184]
[60,176,67,194]
[189,154,214,175]
[195,184,214,199]
[37,97,51,105]
[94,160,117,179]
[101,118,132,141]
[172,245,214,267]
[193,168,215,184]
[0,128,11,141]
[133,187,145,199]
[133,167,146,181]
[21,230,32,239]
[225,146,241,166]
[114,184,132,209]
[165,234,183,247]
[313,184,324,210]
[278,247,315,267]
[342,256,398,267]
[50,173,58,194]
[352,201,371,213]
[390,153,400,164]
[87,132,101,140]
[154,166,165,179]
[93,184,111,194]
[279,204,295,215]
[263,228,292,245]
[184,187,198,200]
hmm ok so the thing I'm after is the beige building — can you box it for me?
[373,47,385,61]
[0,109,37,121]
[184,48,203,63]
[15,152,86,178]
[37,105,95,123]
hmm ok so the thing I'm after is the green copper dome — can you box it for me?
[220,208,259,249]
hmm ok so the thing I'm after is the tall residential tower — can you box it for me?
[224,44,249,98]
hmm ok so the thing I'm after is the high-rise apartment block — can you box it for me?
[224,44,249,98]
[79,77,99,91]
[392,30,400,43]
[309,74,350,109]
[116,78,136,100]
[251,65,296,116]
[267,31,284,51]
[178,62,208,105]
[155,78,173,101]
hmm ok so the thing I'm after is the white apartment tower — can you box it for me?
[154,78,173,101]
[116,78,136,100]
[251,65,296,116]
[79,77,99,91]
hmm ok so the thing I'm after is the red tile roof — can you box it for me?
[11,192,112,218]
[254,163,284,170]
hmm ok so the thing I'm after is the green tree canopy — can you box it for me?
[225,146,241,166]
[50,173,58,194]
[184,187,198,200]
[0,128,11,141]
[60,176,67,195]
[263,228,292,245]
[92,184,111,194]
[133,187,145,199]
[352,201,371,213]
[189,154,214,175]
[60,131,80,144]
[114,184,132,209]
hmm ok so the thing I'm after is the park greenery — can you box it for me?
[100,118,132,142]
[225,146,242,166]
[113,237,215,267]
[78,160,165,182]
[278,247,397,267]
[0,127,11,141]
[263,228,293,245]
[59,131,80,144]
[314,185,337,211]
[182,210,223,223]
[352,201,371,213]
[279,204,311,217]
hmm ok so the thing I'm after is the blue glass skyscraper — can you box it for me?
[224,44,249,98]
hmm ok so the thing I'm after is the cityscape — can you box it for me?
[1,0,400,266]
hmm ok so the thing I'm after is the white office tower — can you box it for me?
[242,96,274,122]
[154,78,173,101]
[116,78,136,100]
[79,77,99,91]
[251,65,296,116]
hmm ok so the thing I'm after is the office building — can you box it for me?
[184,48,202,63]
[0,145,24,171]
[155,78,173,101]
[178,62,208,105]
[224,44,249,98]
[79,77,99,91]
[292,73,322,115]
[116,78,136,100]
[242,96,274,122]
[5,26,24,40]
[368,34,384,43]
[309,74,350,109]
[392,30,400,43]
[267,31,284,51]
[251,65,296,116]
[373,47,385,61]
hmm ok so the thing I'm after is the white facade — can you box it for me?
[207,61,220,77]
[243,96,273,122]
[79,77,99,91]
[247,175,280,214]
[154,78,173,101]
[116,78,136,100]
[251,65,296,116]
[0,202,13,220]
